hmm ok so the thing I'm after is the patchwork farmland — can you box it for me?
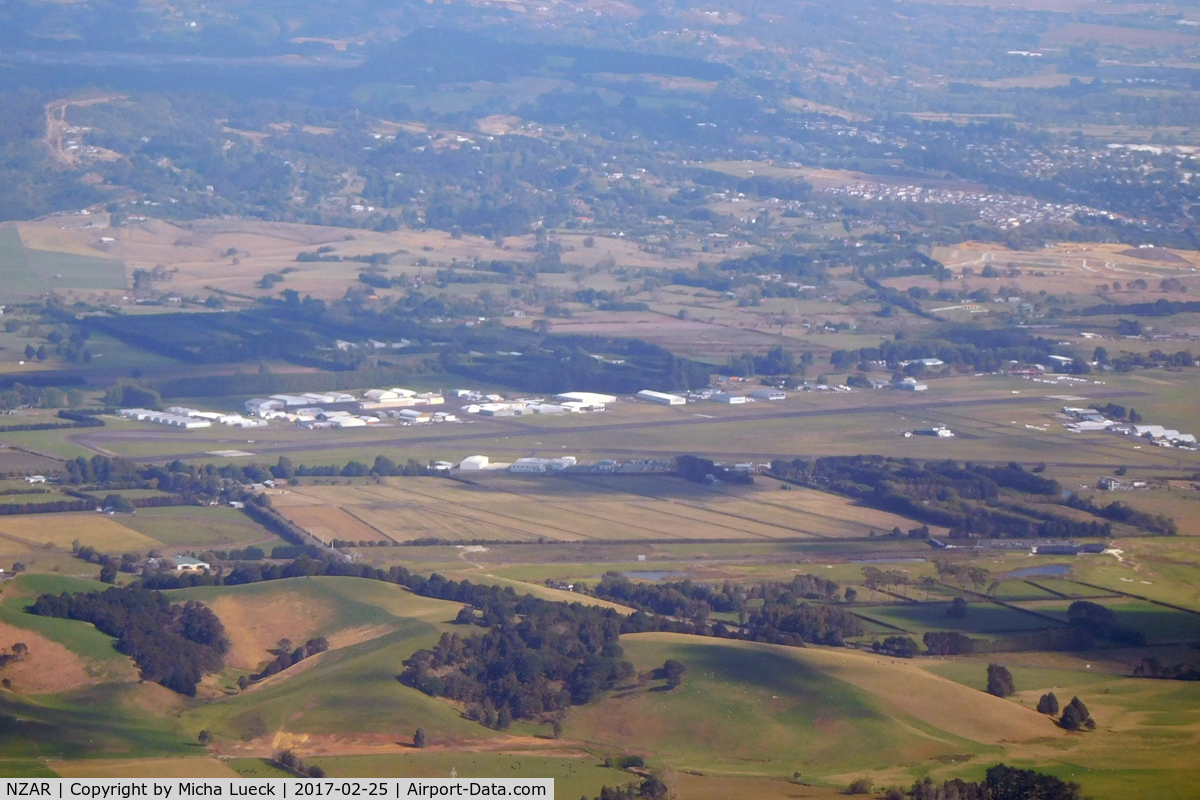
[271,474,929,543]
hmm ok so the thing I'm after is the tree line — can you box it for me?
[769,456,1139,540]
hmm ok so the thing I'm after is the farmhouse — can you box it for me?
[172,557,210,573]
[637,389,686,405]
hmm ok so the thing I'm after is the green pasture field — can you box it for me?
[23,248,126,292]
[858,601,1061,635]
[1014,597,1200,644]
[120,505,278,548]
[566,634,996,781]
[0,228,44,297]
[0,685,191,760]
[0,228,126,300]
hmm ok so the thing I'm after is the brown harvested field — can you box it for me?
[274,505,387,544]
[531,311,797,359]
[274,474,928,543]
[49,759,243,778]
[0,448,64,474]
[1042,22,1200,48]
[0,619,92,694]
[0,513,159,551]
[207,589,338,671]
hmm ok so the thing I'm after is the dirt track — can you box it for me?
[43,94,125,166]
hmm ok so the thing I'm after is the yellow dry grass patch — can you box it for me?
[0,619,91,694]
[0,513,158,551]
[15,224,115,258]
[207,590,336,671]
[49,759,242,778]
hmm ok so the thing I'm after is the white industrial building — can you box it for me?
[750,388,786,401]
[509,456,577,473]
[459,455,490,470]
[555,392,616,407]
[1111,423,1196,445]
[119,408,212,429]
[712,393,747,404]
[637,389,686,405]
[246,397,284,415]
[897,378,928,391]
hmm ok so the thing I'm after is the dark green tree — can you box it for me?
[946,596,969,619]
[413,728,427,748]
[1060,696,1094,730]
[1037,692,1060,715]
[987,663,1015,698]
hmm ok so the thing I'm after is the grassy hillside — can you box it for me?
[565,633,1055,784]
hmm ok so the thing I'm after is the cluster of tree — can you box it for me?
[0,497,95,517]
[28,586,228,695]
[590,571,857,646]
[902,764,1083,800]
[400,599,633,727]
[741,595,863,646]
[1082,299,1200,318]
[240,637,329,686]
[271,455,434,479]
[873,636,919,658]
[212,546,265,561]
[273,750,326,779]
[1067,601,1147,646]
[102,383,163,410]
[770,456,1127,540]
[723,346,813,379]
[923,631,977,655]
[654,659,687,690]
[140,553,338,590]
[0,642,29,671]
[1063,495,1176,535]
[827,327,1068,375]
[674,455,753,486]
[331,539,405,549]
[986,663,1015,698]
[589,571,739,621]
[1058,696,1095,731]
[1132,656,1200,682]
[71,540,143,583]
[577,776,667,800]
